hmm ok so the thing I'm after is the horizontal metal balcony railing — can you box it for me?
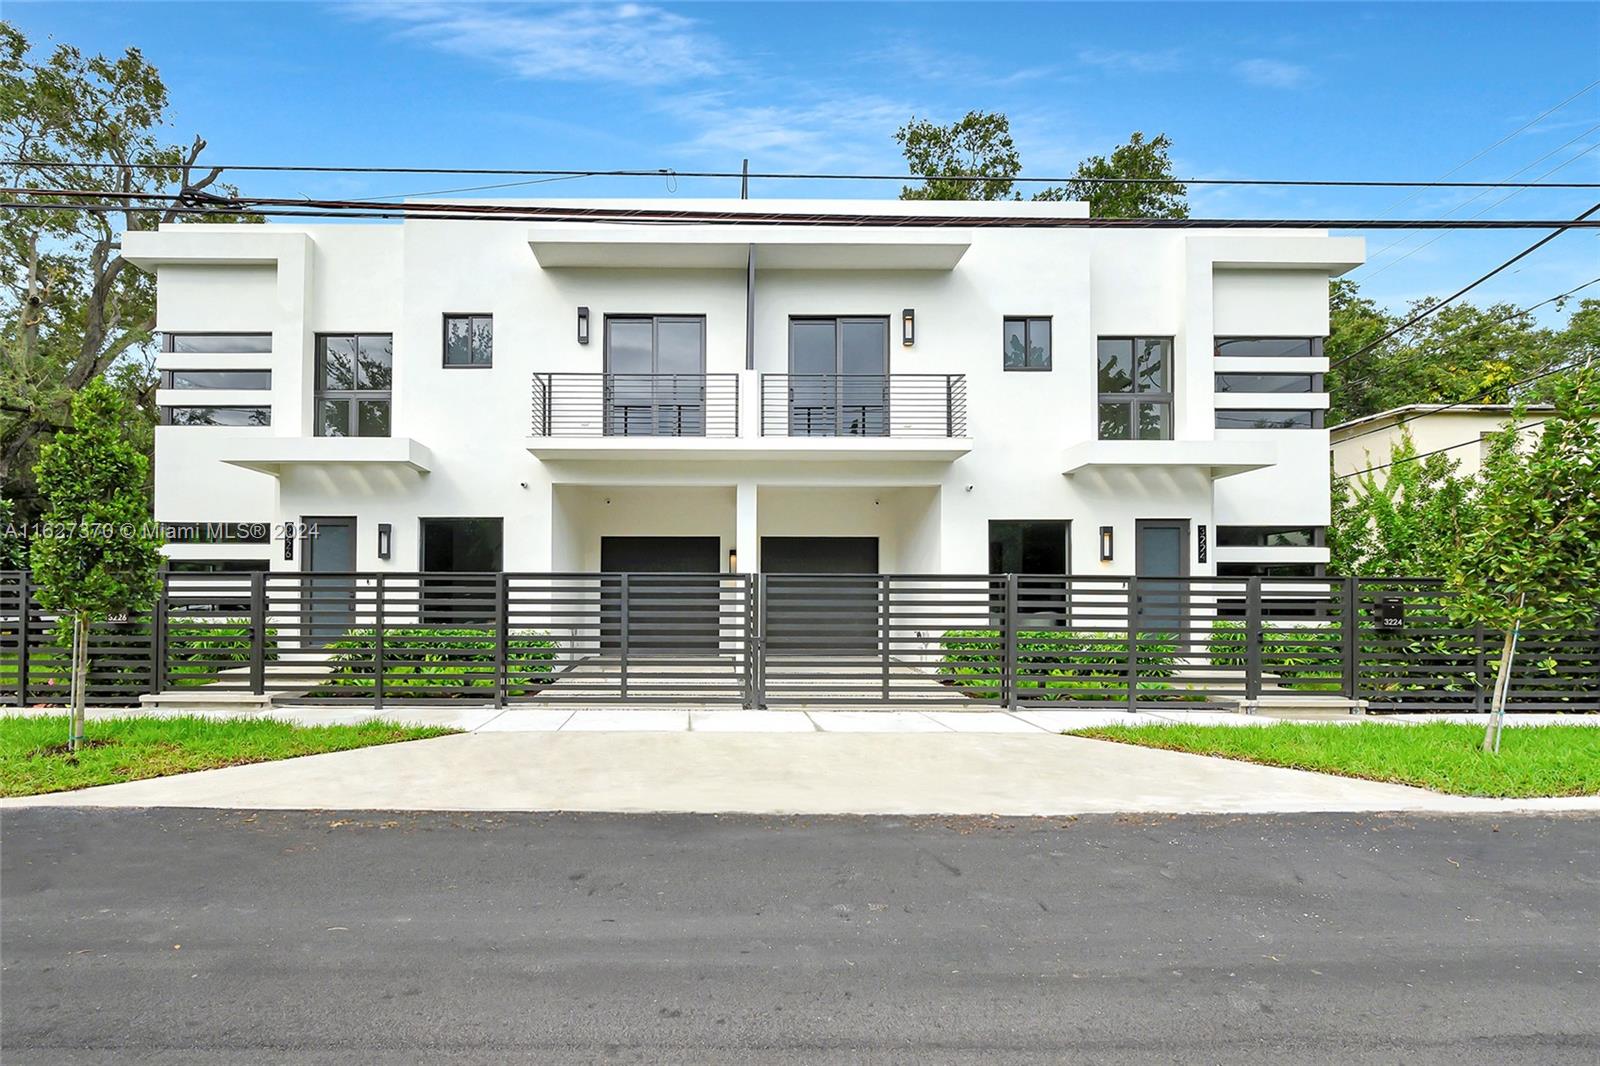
[530,373,740,438]
[759,374,967,438]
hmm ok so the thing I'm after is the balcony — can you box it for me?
[530,373,740,438]
[526,371,970,463]
[760,374,967,439]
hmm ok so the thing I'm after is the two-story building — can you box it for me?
[125,197,1361,589]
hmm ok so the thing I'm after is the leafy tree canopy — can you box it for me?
[1328,432,1478,579]
[1032,131,1188,218]
[0,21,256,518]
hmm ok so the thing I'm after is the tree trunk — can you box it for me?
[69,613,89,753]
[1482,627,1518,753]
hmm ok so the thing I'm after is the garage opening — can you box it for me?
[761,536,880,653]
[599,536,723,652]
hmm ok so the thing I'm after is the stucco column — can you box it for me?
[735,482,759,575]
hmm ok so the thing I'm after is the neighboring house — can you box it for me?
[1330,404,1554,483]
[124,198,1361,586]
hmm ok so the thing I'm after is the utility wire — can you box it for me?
[3,158,1600,189]
[4,189,1600,230]
[1334,276,1600,392]
[1327,202,1600,371]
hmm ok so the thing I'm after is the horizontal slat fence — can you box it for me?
[0,571,1594,710]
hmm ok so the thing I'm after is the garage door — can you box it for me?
[599,536,722,652]
[761,537,880,653]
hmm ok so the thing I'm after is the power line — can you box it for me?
[4,158,1600,189]
[1327,202,1600,371]
[1332,358,1581,447]
[1334,276,1600,393]
[5,190,1600,230]
[1335,417,1552,480]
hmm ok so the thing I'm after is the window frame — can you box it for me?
[159,405,272,427]
[1212,336,1324,359]
[1097,336,1174,441]
[1215,526,1325,549]
[1214,408,1324,430]
[315,333,393,438]
[442,313,494,369]
[1214,372,1322,394]
[161,332,273,354]
[159,369,272,391]
[1002,316,1053,371]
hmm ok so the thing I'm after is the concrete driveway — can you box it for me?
[7,730,1598,816]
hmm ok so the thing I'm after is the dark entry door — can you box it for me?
[303,516,356,642]
[600,536,722,652]
[1135,520,1189,630]
[762,536,880,653]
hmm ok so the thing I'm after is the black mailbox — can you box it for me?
[1377,596,1404,630]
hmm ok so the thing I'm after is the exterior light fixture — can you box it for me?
[902,308,915,346]
[377,523,392,560]
[577,306,590,345]
[1099,526,1114,562]
[727,548,738,573]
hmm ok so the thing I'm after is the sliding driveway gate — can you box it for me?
[2,570,1596,711]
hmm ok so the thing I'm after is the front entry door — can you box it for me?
[787,317,889,436]
[762,536,881,653]
[599,536,722,651]
[303,516,356,642]
[1135,520,1189,630]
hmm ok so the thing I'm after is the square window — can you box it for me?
[1136,401,1172,440]
[1097,339,1134,392]
[357,335,392,389]
[320,337,357,390]
[318,398,350,437]
[1098,402,1132,440]
[1135,339,1170,392]
[444,314,493,367]
[1003,317,1051,370]
[357,399,391,437]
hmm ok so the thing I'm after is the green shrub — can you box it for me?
[1207,620,1343,692]
[939,628,1179,702]
[319,626,556,697]
[164,619,279,688]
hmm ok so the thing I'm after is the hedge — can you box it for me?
[940,628,1184,702]
[318,626,556,697]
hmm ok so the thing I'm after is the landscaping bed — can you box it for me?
[1070,720,1600,798]
[0,715,457,796]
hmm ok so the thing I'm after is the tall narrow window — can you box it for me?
[316,334,392,437]
[1003,317,1052,370]
[1098,337,1173,440]
[443,314,493,367]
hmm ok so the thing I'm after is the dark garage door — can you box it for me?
[600,536,723,652]
[762,537,880,653]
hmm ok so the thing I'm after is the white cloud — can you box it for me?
[349,1,728,86]
[666,89,915,169]
[1235,58,1311,89]
[1075,48,1184,74]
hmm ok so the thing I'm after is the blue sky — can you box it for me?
[9,1,1599,323]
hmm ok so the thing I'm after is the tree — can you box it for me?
[0,23,254,518]
[895,110,1021,201]
[28,379,163,752]
[1450,369,1600,751]
[1328,431,1478,578]
[1032,131,1188,218]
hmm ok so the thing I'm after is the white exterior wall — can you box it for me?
[1331,408,1547,483]
[127,199,1361,577]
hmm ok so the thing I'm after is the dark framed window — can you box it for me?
[419,517,504,624]
[1214,372,1319,394]
[443,314,493,368]
[161,333,272,353]
[989,520,1071,618]
[1098,337,1173,440]
[160,406,271,427]
[1003,317,1052,370]
[1213,337,1322,359]
[160,369,271,390]
[316,334,392,437]
[1215,408,1323,430]
[1216,526,1323,548]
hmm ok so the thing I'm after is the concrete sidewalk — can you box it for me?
[7,730,1599,816]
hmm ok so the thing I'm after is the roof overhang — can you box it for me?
[1061,440,1277,479]
[527,225,971,270]
[526,436,971,462]
[217,436,432,475]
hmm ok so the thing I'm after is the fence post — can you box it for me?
[372,574,385,710]
[619,573,630,702]
[1472,619,1488,713]
[1341,576,1358,700]
[1245,577,1263,703]
[248,571,266,696]
[880,575,892,703]
[16,571,31,707]
[750,573,767,709]
[494,572,509,708]
[149,572,166,698]
[1003,573,1019,710]
[1126,576,1139,712]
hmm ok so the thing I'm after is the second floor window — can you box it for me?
[1003,317,1051,370]
[1098,337,1173,440]
[316,334,392,437]
[443,314,493,367]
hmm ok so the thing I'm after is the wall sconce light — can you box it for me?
[727,548,738,573]
[577,306,590,345]
[902,308,915,347]
[377,523,392,561]
[1099,525,1114,562]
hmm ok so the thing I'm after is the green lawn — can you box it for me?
[0,715,457,797]
[1070,721,1600,798]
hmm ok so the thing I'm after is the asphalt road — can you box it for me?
[3,809,1597,1065]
